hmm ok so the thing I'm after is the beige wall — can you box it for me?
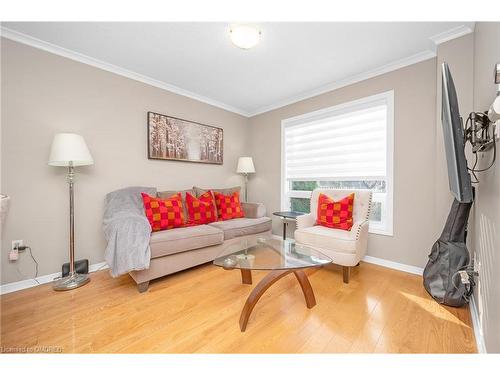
[1,38,249,283]
[472,22,500,353]
[248,58,439,268]
[0,31,486,288]
[2,24,498,351]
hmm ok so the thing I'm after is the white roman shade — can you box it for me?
[284,101,388,181]
[281,91,394,236]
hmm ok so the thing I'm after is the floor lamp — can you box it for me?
[236,157,255,202]
[48,133,94,291]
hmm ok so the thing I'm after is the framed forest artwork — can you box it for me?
[147,111,223,164]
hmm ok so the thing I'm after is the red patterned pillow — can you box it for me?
[185,191,216,225]
[141,192,185,232]
[213,191,245,221]
[316,193,355,231]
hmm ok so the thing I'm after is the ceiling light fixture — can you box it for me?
[229,25,261,50]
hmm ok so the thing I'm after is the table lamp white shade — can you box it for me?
[237,157,255,174]
[48,133,94,166]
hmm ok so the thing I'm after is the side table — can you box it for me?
[272,211,305,240]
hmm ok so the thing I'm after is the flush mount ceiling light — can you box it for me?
[229,25,261,49]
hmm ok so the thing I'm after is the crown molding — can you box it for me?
[1,24,475,118]
[248,23,475,116]
[248,50,436,116]
[429,23,475,46]
[0,27,252,117]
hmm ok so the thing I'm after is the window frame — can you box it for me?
[281,90,394,236]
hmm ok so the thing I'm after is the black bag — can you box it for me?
[423,198,473,307]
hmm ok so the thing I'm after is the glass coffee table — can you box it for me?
[213,237,332,331]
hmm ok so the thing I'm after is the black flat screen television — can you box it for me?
[441,62,473,203]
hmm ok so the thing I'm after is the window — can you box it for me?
[281,91,394,235]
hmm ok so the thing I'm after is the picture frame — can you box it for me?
[147,111,223,164]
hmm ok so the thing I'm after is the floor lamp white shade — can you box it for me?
[48,133,93,291]
[48,133,94,166]
[237,157,255,202]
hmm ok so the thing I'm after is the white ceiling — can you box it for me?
[1,22,474,116]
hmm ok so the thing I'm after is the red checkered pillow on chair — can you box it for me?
[141,192,185,232]
[185,191,216,225]
[213,191,245,221]
[316,193,355,231]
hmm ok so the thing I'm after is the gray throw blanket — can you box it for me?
[103,186,156,277]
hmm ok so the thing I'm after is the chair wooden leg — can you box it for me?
[137,281,150,293]
[342,266,350,284]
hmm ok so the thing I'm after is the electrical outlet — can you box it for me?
[475,260,481,273]
[459,270,470,284]
[473,252,481,273]
[11,240,23,251]
[9,249,19,261]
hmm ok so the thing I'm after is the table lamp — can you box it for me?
[236,157,255,202]
[48,133,94,291]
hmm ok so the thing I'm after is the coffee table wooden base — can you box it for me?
[239,269,316,332]
[240,269,252,284]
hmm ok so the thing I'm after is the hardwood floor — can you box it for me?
[0,262,476,353]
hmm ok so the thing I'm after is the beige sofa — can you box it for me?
[129,187,272,292]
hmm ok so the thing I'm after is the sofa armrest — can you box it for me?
[352,220,370,259]
[296,213,315,230]
[352,219,369,239]
[242,202,266,218]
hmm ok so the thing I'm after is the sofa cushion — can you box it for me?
[213,191,245,220]
[158,189,194,223]
[141,192,185,232]
[294,225,358,254]
[150,225,224,258]
[316,192,354,231]
[193,186,241,220]
[193,185,241,198]
[208,217,272,240]
[185,191,217,225]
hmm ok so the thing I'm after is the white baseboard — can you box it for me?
[362,255,424,275]
[470,295,487,353]
[0,262,109,295]
[271,234,424,276]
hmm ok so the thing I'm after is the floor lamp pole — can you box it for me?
[53,163,90,291]
[244,173,248,202]
[69,164,75,274]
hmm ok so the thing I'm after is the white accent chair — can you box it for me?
[294,189,372,283]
